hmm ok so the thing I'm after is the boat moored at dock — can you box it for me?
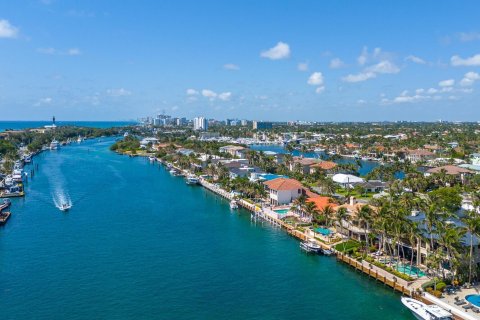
[401,297,453,320]
[186,175,199,185]
[300,239,321,253]
[50,139,60,150]
[229,200,238,209]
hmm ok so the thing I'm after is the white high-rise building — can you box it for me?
[193,117,208,131]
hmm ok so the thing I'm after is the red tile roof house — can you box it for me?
[289,157,322,175]
[425,165,475,184]
[309,161,338,174]
[405,149,435,163]
[263,178,305,206]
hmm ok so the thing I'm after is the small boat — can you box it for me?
[148,156,156,162]
[321,248,334,256]
[77,135,83,143]
[50,139,60,150]
[300,239,321,253]
[0,211,11,225]
[59,203,71,212]
[314,147,325,153]
[186,176,199,185]
[401,297,453,320]
[24,155,32,163]
[230,200,238,209]
[3,199,11,206]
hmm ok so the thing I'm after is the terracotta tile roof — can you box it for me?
[292,157,321,166]
[310,161,337,170]
[263,178,303,191]
[307,197,337,211]
[426,165,474,175]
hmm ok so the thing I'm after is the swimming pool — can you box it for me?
[274,209,289,215]
[315,227,332,236]
[261,174,286,181]
[466,295,480,307]
[395,264,425,277]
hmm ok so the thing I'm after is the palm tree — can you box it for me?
[356,205,374,256]
[291,194,307,216]
[321,205,335,227]
[461,210,480,284]
[335,207,350,251]
[304,201,319,223]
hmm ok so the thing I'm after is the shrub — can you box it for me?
[431,290,442,298]
[436,282,447,292]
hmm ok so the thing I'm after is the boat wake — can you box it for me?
[53,191,72,211]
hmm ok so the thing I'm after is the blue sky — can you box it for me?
[0,0,480,121]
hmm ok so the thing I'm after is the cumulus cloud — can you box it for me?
[297,62,308,71]
[218,92,232,101]
[106,88,132,97]
[405,55,426,64]
[186,89,198,95]
[460,71,480,86]
[439,79,455,87]
[201,89,217,99]
[365,60,400,74]
[329,58,346,69]
[0,19,19,38]
[223,63,239,70]
[260,42,290,60]
[451,54,480,66]
[307,72,324,86]
[315,86,325,94]
[342,71,376,83]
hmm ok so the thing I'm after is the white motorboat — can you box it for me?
[401,297,453,320]
[230,200,238,209]
[50,139,60,150]
[148,156,156,162]
[77,136,83,143]
[59,203,72,212]
[186,176,199,185]
[169,169,178,176]
[300,239,321,253]
[321,248,334,256]
[314,147,325,153]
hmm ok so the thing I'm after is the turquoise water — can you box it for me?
[315,227,332,236]
[0,138,413,319]
[273,209,289,215]
[260,173,286,181]
[466,295,480,306]
[395,264,426,277]
[0,121,136,132]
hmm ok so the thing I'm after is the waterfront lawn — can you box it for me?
[334,240,361,253]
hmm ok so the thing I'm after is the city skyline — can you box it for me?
[1,1,480,121]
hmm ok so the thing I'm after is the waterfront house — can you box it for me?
[332,174,364,188]
[228,165,263,179]
[309,161,337,174]
[333,197,374,242]
[405,149,435,163]
[357,180,389,193]
[140,137,159,148]
[263,178,304,205]
[219,145,246,157]
[425,165,475,184]
[289,157,322,175]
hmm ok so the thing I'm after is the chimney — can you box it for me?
[349,196,356,206]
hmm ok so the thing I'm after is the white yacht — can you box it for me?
[77,135,83,143]
[230,200,238,209]
[148,156,156,162]
[300,239,321,253]
[401,297,453,320]
[50,139,60,150]
[59,203,72,212]
[186,176,199,185]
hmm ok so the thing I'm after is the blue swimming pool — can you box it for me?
[395,264,425,277]
[274,209,289,215]
[466,295,480,307]
[261,174,286,181]
[315,228,331,236]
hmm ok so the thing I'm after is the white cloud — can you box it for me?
[223,63,239,70]
[329,58,346,69]
[342,71,376,83]
[357,46,368,65]
[458,32,480,42]
[67,48,81,56]
[201,89,217,99]
[218,92,232,101]
[307,72,324,86]
[460,71,480,86]
[415,88,425,94]
[405,55,426,64]
[451,54,480,67]
[106,88,132,97]
[260,42,290,60]
[315,86,325,94]
[186,89,198,95]
[357,99,366,104]
[34,97,53,106]
[366,60,400,74]
[0,19,19,38]
[297,62,308,71]
[427,88,438,94]
[37,47,82,56]
[439,79,455,87]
